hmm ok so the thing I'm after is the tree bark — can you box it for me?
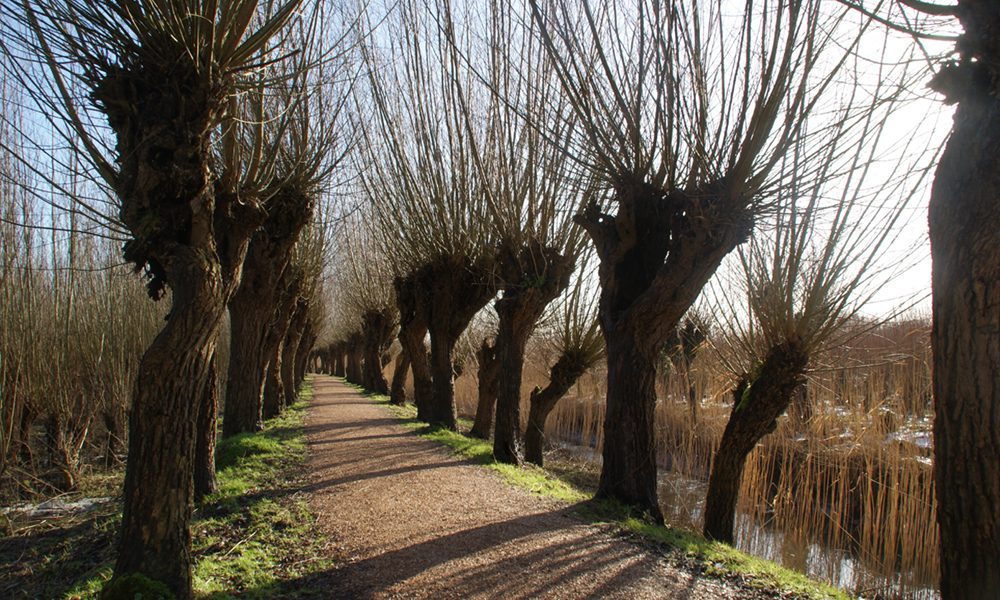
[492,244,573,464]
[281,302,307,408]
[221,188,313,437]
[222,294,269,436]
[389,351,410,405]
[596,334,662,521]
[96,48,264,598]
[194,349,219,503]
[576,179,750,520]
[470,340,500,439]
[427,333,459,429]
[345,333,364,385]
[115,249,230,599]
[102,408,123,469]
[333,344,346,377]
[423,255,495,430]
[395,273,433,418]
[262,342,283,420]
[926,7,1000,595]
[702,341,808,544]
[295,319,316,389]
[524,351,592,466]
[361,309,394,394]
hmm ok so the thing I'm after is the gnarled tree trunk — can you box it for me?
[576,180,750,521]
[702,341,808,543]
[333,344,346,377]
[225,252,306,434]
[222,293,270,435]
[597,333,661,520]
[345,333,364,385]
[116,251,233,598]
[262,342,283,420]
[926,7,1000,594]
[295,318,317,389]
[280,301,308,407]
[361,309,394,394]
[423,255,495,430]
[389,351,410,406]
[395,273,433,418]
[470,339,500,439]
[524,350,592,466]
[492,243,573,464]
[95,48,264,599]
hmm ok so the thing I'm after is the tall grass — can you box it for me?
[452,317,936,596]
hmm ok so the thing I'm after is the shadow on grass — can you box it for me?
[0,508,118,599]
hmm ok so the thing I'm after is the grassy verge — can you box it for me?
[371,391,850,600]
[4,381,330,600]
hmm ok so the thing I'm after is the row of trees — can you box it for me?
[318,1,996,598]
[1,1,352,597]
[1,0,995,598]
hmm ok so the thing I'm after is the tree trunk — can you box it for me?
[333,345,346,377]
[194,349,219,503]
[576,180,749,521]
[45,411,77,492]
[295,321,316,389]
[102,408,123,468]
[389,351,410,405]
[524,352,591,466]
[422,255,495,429]
[395,273,432,418]
[491,302,533,464]
[492,243,573,464]
[281,304,307,408]
[222,294,269,436]
[361,309,393,395]
[345,335,364,386]
[596,334,662,521]
[703,342,807,543]
[470,340,499,439]
[262,344,283,420]
[927,11,1000,595]
[115,251,229,599]
[427,329,459,429]
[97,49,267,598]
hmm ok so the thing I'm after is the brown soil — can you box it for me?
[305,376,763,599]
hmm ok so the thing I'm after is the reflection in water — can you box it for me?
[558,443,939,599]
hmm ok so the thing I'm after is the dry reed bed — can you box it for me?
[451,319,937,596]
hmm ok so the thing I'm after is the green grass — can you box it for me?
[373,391,851,600]
[57,382,332,599]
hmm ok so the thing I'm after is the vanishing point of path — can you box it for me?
[304,376,749,599]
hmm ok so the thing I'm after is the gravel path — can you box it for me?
[305,376,751,599]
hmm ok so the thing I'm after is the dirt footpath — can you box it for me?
[305,376,749,599]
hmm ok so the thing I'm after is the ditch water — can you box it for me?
[555,441,940,599]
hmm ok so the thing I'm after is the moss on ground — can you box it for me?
[372,391,851,600]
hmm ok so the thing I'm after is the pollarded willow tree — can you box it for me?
[5,0,304,595]
[356,0,499,429]
[332,210,399,395]
[434,0,589,464]
[262,216,331,417]
[278,217,331,410]
[524,265,604,466]
[527,0,907,519]
[222,24,353,437]
[699,90,938,542]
